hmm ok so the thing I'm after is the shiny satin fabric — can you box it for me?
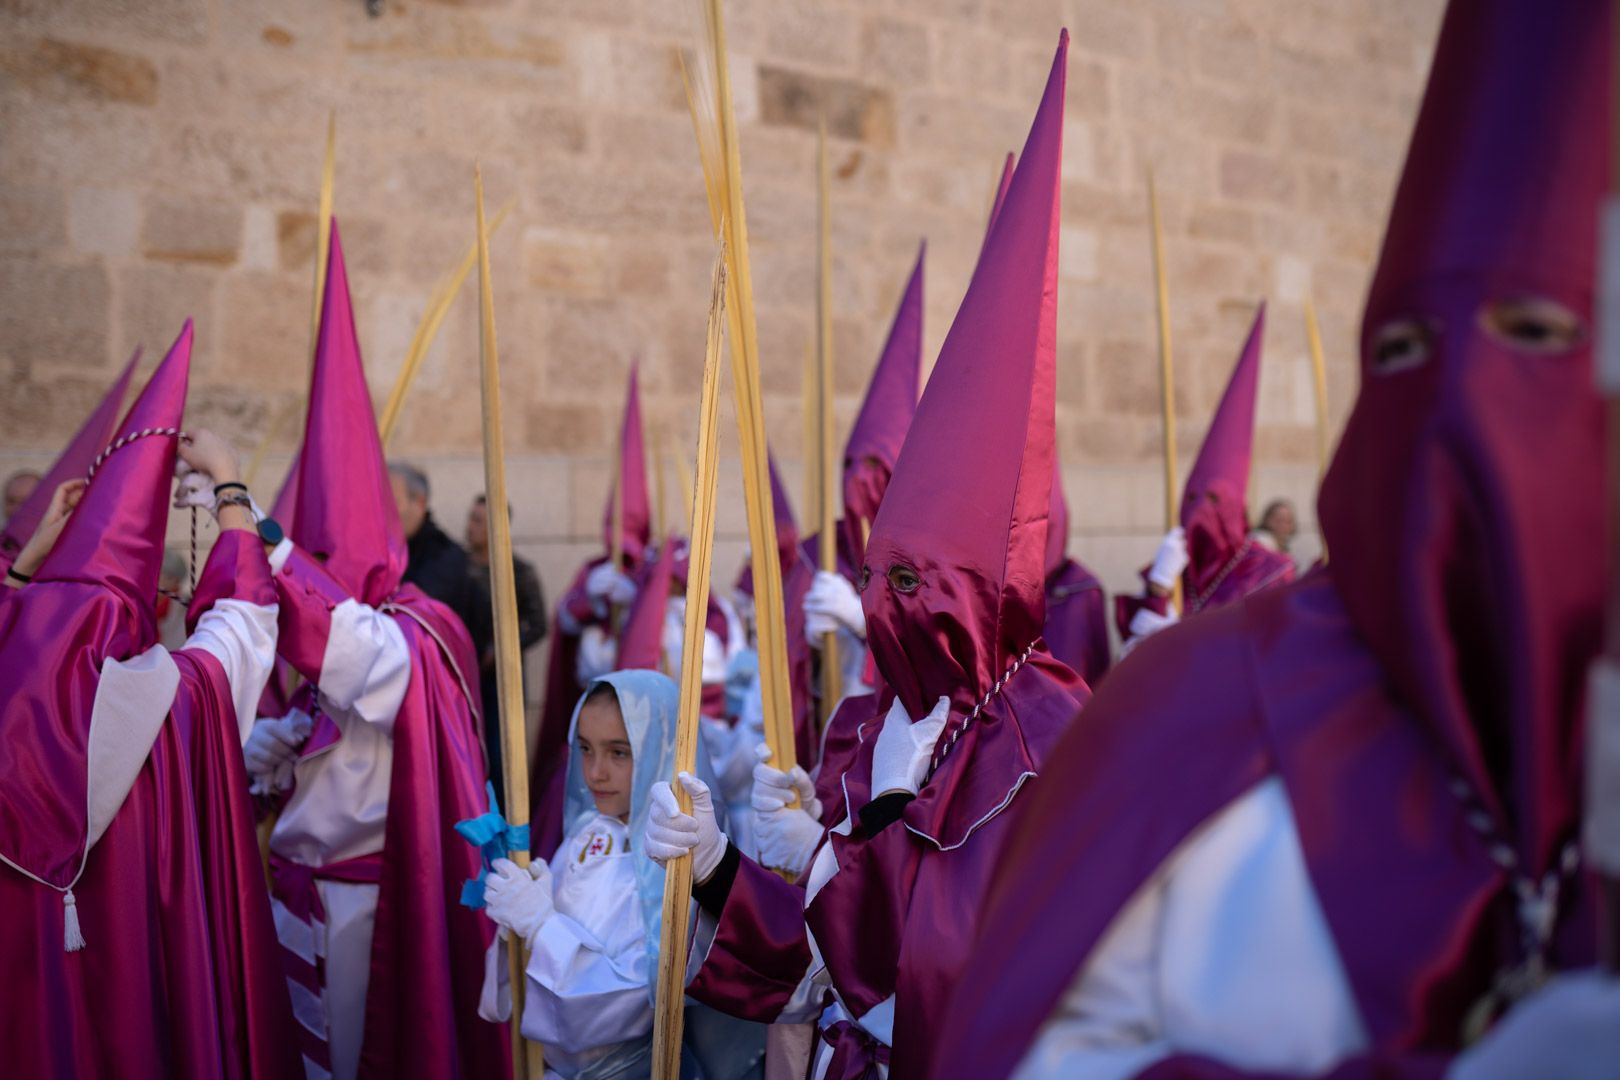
[841,244,924,571]
[0,346,139,567]
[0,533,300,1078]
[1317,0,1606,881]
[1181,304,1265,596]
[936,574,1600,1079]
[618,536,675,671]
[936,4,1609,1074]
[289,222,408,609]
[274,545,504,1078]
[863,32,1066,724]
[603,365,652,567]
[1044,558,1109,685]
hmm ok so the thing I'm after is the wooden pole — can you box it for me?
[380,201,514,446]
[815,118,842,731]
[687,0,798,779]
[1304,294,1332,476]
[652,237,728,1080]
[803,338,818,519]
[1146,169,1183,615]
[474,165,543,1080]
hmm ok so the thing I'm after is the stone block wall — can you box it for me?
[2,0,1446,658]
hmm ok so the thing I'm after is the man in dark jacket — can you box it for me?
[389,461,491,662]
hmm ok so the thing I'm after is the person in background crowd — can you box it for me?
[466,492,547,793]
[389,461,491,653]
[1251,497,1299,556]
[3,469,40,520]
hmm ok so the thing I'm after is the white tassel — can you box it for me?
[62,889,86,952]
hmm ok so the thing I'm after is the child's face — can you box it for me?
[577,694,633,821]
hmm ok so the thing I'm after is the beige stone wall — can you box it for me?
[1,0,1445,621]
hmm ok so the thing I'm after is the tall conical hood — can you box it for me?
[34,324,192,645]
[841,243,924,568]
[985,152,1016,243]
[1,347,141,561]
[862,30,1066,717]
[289,221,406,607]
[603,365,651,567]
[1318,0,1607,873]
[619,536,675,671]
[735,452,800,599]
[1181,302,1264,580]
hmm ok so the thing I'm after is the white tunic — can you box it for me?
[1014,777,1368,1079]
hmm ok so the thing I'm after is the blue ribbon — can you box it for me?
[453,782,531,909]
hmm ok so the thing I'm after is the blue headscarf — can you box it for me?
[562,671,764,1080]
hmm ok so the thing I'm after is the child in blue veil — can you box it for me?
[478,669,765,1079]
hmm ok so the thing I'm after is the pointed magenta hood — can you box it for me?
[2,348,141,563]
[862,31,1066,718]
[289,220,406,608]
[35,323,192,636]
[1181,302,1264,585]
[1318,0,1607,873]
[603,366,651,568]
[619,535,675,672]
[842,244,924,569]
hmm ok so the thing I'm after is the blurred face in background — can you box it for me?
[4,471,40,519]
[466,499,489,562]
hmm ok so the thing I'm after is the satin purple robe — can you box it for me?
[0,530,301,1079]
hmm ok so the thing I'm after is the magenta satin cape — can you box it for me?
[934,572,1599,1079]
[0,531,301,1078]
[273,548,505,1078]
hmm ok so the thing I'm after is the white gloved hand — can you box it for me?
[804,570,866,642]
[586,562,638,607]
[751,744,824,875]
[1449,972,1620,1080]
[1127,606,1179,641]
[1148,526,1189,590]
[644,773,727,883]
[483,857,554,945]
[576,626,618,683]
[244,713,311,795]
[870,695,951,798]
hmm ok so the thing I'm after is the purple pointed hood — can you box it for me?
[1,348,141,563]
[1181,302,1264,588]
[841,244,924,570]
[1317,0,1608,871]
[603,366,651,568]
[289,221,407,607]
[862,31,1066,719]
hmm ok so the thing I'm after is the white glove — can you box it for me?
[1148,526,1189,590]
[244,713,311,795]
[644,773,727,883]
[1449,972,1620,1080]
[870,694,951,798]
[804,570,866,643]
[752,744,824,876]
[576,625,618,683]
[586,562,637,607]
[483,857,553,946]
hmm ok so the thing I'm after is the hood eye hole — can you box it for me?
[1370,317,1436,376]
[886,564,922,594]
[1479,297,1585,356]
[857,566,872,592]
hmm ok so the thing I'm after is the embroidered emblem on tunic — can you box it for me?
[579,830,614,862]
